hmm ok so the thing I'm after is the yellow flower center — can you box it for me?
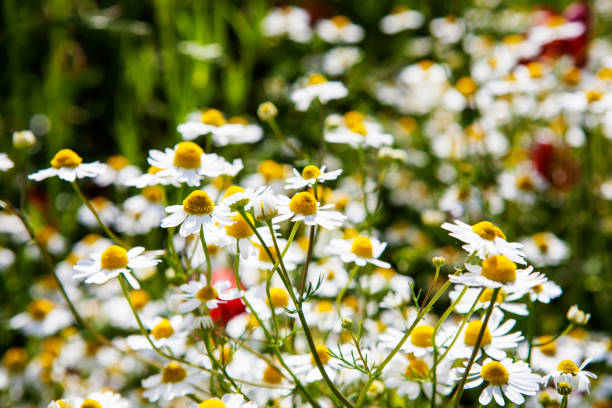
[398,116,417,133]
[503,34,525,45]
[308,73,327,86]
[228,116,248,125]
[419,60,434,70]
[263,365,283,384]
[479,288,506,304]
[597,67,612,81]
[223,185,245,198]
[129,289,150,310]
[80,398,102,408]
[343,228,359,239]
[471,221,506,241]
[481,361,509,386]
[55,400,70,408]
[161,362,187,383]
[173,141,203,169]
[348,120,368,135]
[107,155,130,170]
[2,347,27,372]
[142,186,164,203]
[289,192,318,216]
[330,15,351,28]
[201,109,226,126]
[547,15,566,27]
[51,149,83,169]
[456,76,477,96]
[532,233,549,253]
[151,318,174,339]
[100,245,129,270]
[267,287,289,308]
[148,165,162,174]
[464,321,492,347]
[481,255,517,283]
[302,165,322,179]
[83,233,102,245]
[466,124,485,141]
[36,226,57,246]
[225,213,254,239]
[405,355,429,379]
[316,300,334,313]
[183,190,215,215]
[344,111,365,127]
[217,344,233,363]
[351,236,374,258]
[196,285,219,303]
[258,160,286,181]
[557,360,579,374]
[410,325,434,348]
[516,175,535,191]
[198,400,226,408]
[28,299,55,320]
[537,335,556,356]
[586,90,604,103]
[311,345,331,365]
[527,62,544,79]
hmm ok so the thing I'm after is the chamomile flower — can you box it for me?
[459,358,541,406]
[0,153,14,171]
[322,46,362,76]
[73,245,160,289]
[541,358,597,392]
[521,232,569,267]
[142,362,207,402]
[441,220,526,264]
[329,235,391,268]
[175,275,241,313]
[29,149,104,182]
[273,191,346,230]
[220,185,269,212]
[161,190,234,237]
[449,286,528,316]
[48,391,129,408]
[177,109,243,144]
[95,155,141,187]
[316,15,364,44]
[261,6,312,43]
[324,111,394,149]
[127,315,192,355]
[10,298,72,337]
[450,254,546,292]
[192,394,258,408]
[380,324,442,357]
[285,165,342,190]
[380,7,424,34]
[285,344,345,383]
[307,257,350,297]
[528,280,563,303]
[290,73,348,111]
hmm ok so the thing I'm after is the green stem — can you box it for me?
[199,225,212,282]
[298,225,316,295]
[268,118,302,157]
[532,323,574,347]
[561,395,568,408]
[420,263,441,313]
[336,264,359,318]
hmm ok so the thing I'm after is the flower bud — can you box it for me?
[341,318,353,330]
[566,304,590,325]
[257,102,278,121]
[432,256,446,268]
[252,193,279,221]
[556,381,573,396]
[12,130,36,149]
[366,380,384,398]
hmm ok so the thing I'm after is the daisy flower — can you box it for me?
[449,286,528,316]
[192,394,257,408]
[273,191,345,230]
[244,284,295,320]
[0,153,14,171]
[528,280,562,304]
[329,235,391,268]
[285,165,342,190]
[142,362,207,402]
[285,344,346,383]
[541,358,597,392]
[175,275,241,313]
[261,5,312,43]
[220,185,269,212]
[380,324,442,357]
[316,15,364,44]
[94,154,141,187]
[177,108,243,143]
[73,245,160,289]
[124,165,176,188]
[28,148,104,182]
[161,190,234,237]
[290,73,348,112]
[10,298,72,337]
[322,46,362,76]
[450,254,546,292]
[48,390,129,408]
[520,232,569,267]
[384,353,453,400]
[307,257,350,297]
[127,315,192,355]
[441,220,526,264]
[380,6,424,34]
[459,358,541,406]
[324,111,394,149]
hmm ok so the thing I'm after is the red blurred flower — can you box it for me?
[209,267,246,326]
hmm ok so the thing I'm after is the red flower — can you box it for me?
[209,267,246,326]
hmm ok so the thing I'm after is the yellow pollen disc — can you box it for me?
[28,299,55,320]
[348,120,368,135]
[419,60,434,70]
[129,290,150,310]
[263,365,283,384]
[267,288,289,308]
[547,15,566,27]
[405,356,429,379]
[503,34,524,45]
[142,186,163,203]
[516,175,535,191]
[344,111,365,127]
[80,398,102,408]
[351,236,374,258]
[392,5,408,14]
[456,77,477,96]
[107,155,130,170]
[481,361,509,386]
[51,149,82,169]
[343,228,359,239]
[302,165,322,179]
[246,314,259,329]
[597,67,612,81]
[256,243,276,262]
[307,73,327,85]
[410,325,434,348]
[376,267,396,280]
[557,359,579,374]
[3,348,27,372]
[91,196,108,211]
[569,327,587,339]
[258,160,286,181]
[481,255,517,283]
[36,226,57,246]
[228,116,248,125]
[100,245,129,270]
[316,300,334,313]
[464,321,492,347]
[198,399,226,408]
[289,192,318,216]
[343,296,360,311]
[330,15,351,28]
[183,190,215,215]
[148,165,162,174]
[201,109,226,126]
[472,221,506,241]
[311,345,331,365]
[152,318,174,339]
[42,337,64,356]
[527,62,544,79]
[83,233,101,245]
[532,233,549,253]
[537,335,556,356]
[196,285,219,303]
[173,141,203,169]
[586,90,604,103]
[466,124,485,140]
[207,244,220,256]
[161,362,187,383]
[223,185,245,198]
[564,67,581,85]
[55,400,69,408]
[326,270,335,280]
[225,213,254,239]
[479,288,505,304]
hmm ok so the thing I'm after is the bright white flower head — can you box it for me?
[161,190,234,237]
[380,7,424,34]
[95,154,141,187]
[325,111,394,149]
[291,73,348,111]
[442,220,526,264]
[261,6,312,43]
[521,232,569,267]
[74,245,160,289]
[48,391,129,408]
[459,358,541,406]
[142,362,207,402]
[29,149,105,182]
[10,298,72,337]
[528,280,562,303]
[430,15,464,44]
[127,314,192,355]
[0,153,14,171]
[191,393,258,408]
[316,15,364,44]
[449,286,528,316]
[329,235,391,268]
[175,275,240,313]
[251,191,280,221]
[322,46,362,76]
[273,191,346,230]
[177,109,262,146]
[541,358,597,393]
[566,304,591,325]
[285,165,342,190]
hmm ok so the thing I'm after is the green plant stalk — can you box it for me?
[199,225,213,282]
[336,264,359,318]
[561,395,568,408]
[421,263,442,314]
[201,330,245,397]
[532,323,575,347]
[298,225,316,295]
